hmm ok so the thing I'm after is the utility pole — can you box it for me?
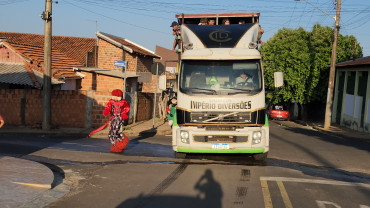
[152,62,159,129]
[122,50,127,99]
[324,0,341,129]
[41,0,53,130]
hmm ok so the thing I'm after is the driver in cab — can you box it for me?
[235,72,253,87]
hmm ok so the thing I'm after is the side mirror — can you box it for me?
[274,72,283,88]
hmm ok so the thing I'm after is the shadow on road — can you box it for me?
[117,169,223,208]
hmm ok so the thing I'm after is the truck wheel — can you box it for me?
[175,152,187,159]
[253,152,268,161]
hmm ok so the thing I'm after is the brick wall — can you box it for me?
[0,89,147,128]
[89,91,112,128]
[0,89,23,125]
[86,45,98,67]
[137,56,153,73]
[97,39,136,72]
[0,47,23,63]
[79,71,124,93]
[125,53,137,72]
[0,89,87,128]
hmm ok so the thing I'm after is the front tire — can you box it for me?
[253,152,268,161]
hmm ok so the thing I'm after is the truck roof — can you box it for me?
[176,12,260,25]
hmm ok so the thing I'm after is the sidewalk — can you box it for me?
[0,119,172,138]
[0,156,54,208]
[89,118,172,138]
[272,119,370,141]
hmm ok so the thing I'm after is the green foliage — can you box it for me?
[261,23,363,105]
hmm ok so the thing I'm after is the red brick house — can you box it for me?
[0,31,160,127]
[73,32,161,123]
[0,32,96,90]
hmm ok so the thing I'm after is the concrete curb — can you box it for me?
[273,120,369,141]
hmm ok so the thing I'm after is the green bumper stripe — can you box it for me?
[173,110,178,126]
[264,114,269,126]
[177,148,265,154]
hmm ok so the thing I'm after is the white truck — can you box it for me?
[172,13,282,160]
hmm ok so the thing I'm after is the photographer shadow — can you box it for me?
[117,169,223,208]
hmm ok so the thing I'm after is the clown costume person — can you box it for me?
[89,89,130,153]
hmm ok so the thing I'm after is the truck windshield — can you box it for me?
[180,60,262,95]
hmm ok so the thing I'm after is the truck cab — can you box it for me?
[172,13,269,160]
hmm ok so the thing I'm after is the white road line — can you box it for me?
[260,177,370,188]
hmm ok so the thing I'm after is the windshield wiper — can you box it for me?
[222,87,255,94]
[188,88,217,94]
[220,87,253,92]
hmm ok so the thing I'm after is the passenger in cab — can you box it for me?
[208,19,215,25]
[199,18,208,25]
[238,20,245,24]
[222,18,230,25]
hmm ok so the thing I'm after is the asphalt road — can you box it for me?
[0,121,369,208]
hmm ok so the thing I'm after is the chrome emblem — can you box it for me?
[209,30,232,42]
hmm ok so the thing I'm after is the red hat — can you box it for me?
[112,89,123,97]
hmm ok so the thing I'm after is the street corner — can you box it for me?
[271,119,314,130]
[0,156,55,207]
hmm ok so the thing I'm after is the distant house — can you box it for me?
[74,32,161,123]
[332,56,370,133]
[74,32,160,94]
[154,45,177,92]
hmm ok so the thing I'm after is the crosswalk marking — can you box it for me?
[260,177,370,188]
[260,180,273,208]
[277,181,293,208]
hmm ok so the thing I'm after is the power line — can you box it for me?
[0,0,29,5]
[62,0,170,35]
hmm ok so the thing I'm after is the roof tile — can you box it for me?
[336,56,370,67]
[99,32,160,58]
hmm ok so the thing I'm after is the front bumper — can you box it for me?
[172,126,269,154]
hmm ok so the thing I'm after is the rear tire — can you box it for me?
[175,152,187,159]
[253,152,268,161]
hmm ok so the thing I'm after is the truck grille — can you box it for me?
[191,112,251,123]
[193,135,248,143]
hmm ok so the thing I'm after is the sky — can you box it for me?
[1,0,369,57]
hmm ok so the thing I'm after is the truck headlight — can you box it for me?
[180,130,189,143]
[252,131,262,144]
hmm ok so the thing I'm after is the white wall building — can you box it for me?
[333,56,370,133]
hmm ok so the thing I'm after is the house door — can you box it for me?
[335,71,345,124]
[358,71,368,128]
[136,92,154,122]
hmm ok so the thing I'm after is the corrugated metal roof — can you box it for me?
[0,62,34,86]
[74,67,139,79]
[31,69,65,86]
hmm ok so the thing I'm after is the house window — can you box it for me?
[346,71,356,95]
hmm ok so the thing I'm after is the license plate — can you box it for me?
[212,143,229,150]
[277,115,282,117]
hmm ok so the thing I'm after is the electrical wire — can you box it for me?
[62,0,170,35]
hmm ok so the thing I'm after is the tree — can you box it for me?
[261,24,362,120]
[262,27,311,105]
